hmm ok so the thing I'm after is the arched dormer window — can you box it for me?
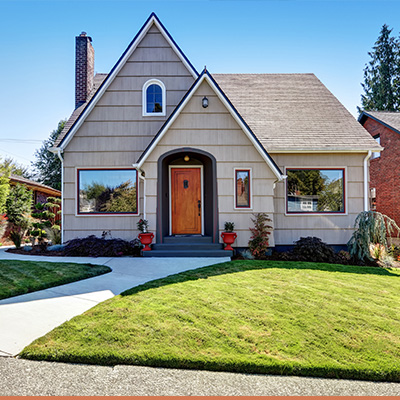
[142,79,166,116]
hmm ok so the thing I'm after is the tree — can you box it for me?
[0,164,10,214]
[361,24,399,111]
[5,184,33,225]
[0,157,30,178]
[31,120,66,190]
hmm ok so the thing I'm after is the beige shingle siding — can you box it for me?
[55,73,108,147]
[213,73,382,152]
[363,111,400,134]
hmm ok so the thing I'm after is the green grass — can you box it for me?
[0,260,111,300]
[20,260,400,381]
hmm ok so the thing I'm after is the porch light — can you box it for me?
[202,96,209,108]
[184,155,190,162]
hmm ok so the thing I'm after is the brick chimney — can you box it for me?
[75,32,94,108]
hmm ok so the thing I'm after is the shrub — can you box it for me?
[248,213,273,259]
[64,235,142,257]
[347,211,400,263]
[137,219,149,233]
[8,225,24,249]
[292,236,337,263]
[224,222,235,232]
[45,225,61,245]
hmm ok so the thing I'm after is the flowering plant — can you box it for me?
[137,218,149,233]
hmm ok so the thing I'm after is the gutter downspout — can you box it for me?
[56,148,64,244]
[364,151,372,212]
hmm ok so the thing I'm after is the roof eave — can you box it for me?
[359,111,400,136]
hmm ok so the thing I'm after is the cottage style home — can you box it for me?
[51,13,381,256]
[359,111,400,228]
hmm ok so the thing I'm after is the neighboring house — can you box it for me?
[51,13,381,256]
[10,174,61,205]
[359,111,400,227]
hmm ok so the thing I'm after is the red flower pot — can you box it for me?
[221,232,237,251]
[139,232,154,251]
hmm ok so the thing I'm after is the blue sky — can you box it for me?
[0,0,398,168]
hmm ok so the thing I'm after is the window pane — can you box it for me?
[287,169,344,213]
[79,169,137,214]
[236,170,250,208]
[146,84,163,113]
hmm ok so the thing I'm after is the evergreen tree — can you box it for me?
[5,184,32,225]
[31,120,66,190]
[0,163,10,214]
[361,24,399,111]
[0,157,30,178]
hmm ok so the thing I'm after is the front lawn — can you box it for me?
[0,260,111,300]
[20,260,400,381]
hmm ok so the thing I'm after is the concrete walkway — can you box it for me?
[0,249,230,356]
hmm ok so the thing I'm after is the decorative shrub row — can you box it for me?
[64,236,142,257]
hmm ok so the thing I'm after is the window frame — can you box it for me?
[142,79,166,117]
[76,167,139,216]
[234,168,252,210]
[285,167,347,216]
[371,135,381,160]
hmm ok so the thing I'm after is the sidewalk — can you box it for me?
[0,249,230,356]
[2,357,400,396]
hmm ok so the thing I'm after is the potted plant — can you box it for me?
[137,218,154,251]
[221,221,237,251]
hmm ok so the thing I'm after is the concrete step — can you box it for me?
[163,236,213,244]
[152,243,224,251]
[143,249,232,258]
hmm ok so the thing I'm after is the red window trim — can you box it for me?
[286,167,346,214]
[77,168,139,215]
[235,169,251,209]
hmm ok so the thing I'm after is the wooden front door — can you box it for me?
[171,167,202,234]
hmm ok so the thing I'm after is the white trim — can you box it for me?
[283,166,348,216]
[142,79,166,117]
[57,15,197,151]
[268,149,382,154]
[137,170,146,220]
[137,73,284,181]
[169,165,204,236]
[55,149,64,243]
[75,167,139,217]
[363,151,372,212]
[233,167,253,210]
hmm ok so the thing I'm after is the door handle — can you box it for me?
[198,200,201,216]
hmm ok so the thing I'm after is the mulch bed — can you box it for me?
[6,247,66,257]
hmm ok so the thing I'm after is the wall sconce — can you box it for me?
[202,96,209,108]
[184,155,190,162]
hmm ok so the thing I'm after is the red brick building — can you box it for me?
[359,111,400,226]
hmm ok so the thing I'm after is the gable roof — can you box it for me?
[213,74,382,153]
[135,69,284,180]
[54,73,107,147]
[10,174,61,197]
[359,110,400,135]
[53,12,198,151]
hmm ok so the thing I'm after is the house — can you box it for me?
[51,13,382,256]
[10,174,61,206]
[359,111,400,227]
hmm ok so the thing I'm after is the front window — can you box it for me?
[78,169,138,214]
[235,169,251,208]
[286,168,345,213]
